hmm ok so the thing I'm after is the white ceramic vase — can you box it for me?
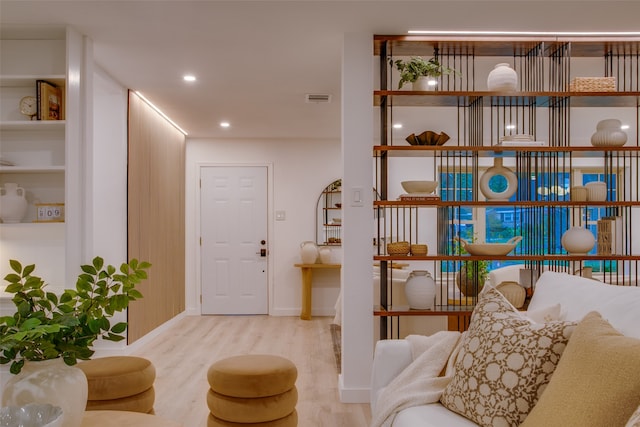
[412,76,437,91]
[300,241,318,264]
[0,183,28,223]
[2,359,88,427]
[318,246,332,264]
[479,158,518,201]
[404,270,436,310]
[561,226,596,255]
[487,63,518,91]
[585,181,607,201]
[591,118,627,147]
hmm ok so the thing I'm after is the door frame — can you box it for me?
[195,162,274,315]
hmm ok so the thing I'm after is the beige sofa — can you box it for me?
[370,271,640,427]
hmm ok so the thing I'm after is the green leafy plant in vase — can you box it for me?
[452,236,489,298]
[0,256,151,374]
[391,55,460,90]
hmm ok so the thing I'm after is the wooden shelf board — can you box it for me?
[373,91,640,107]
[374,304,474,316]
[374,200,640,207]
[0,120,66,131]
[373,145,640,158]
[373,255,640,261]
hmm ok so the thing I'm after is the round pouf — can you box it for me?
[77,356,156,414]
[207,355,298,425]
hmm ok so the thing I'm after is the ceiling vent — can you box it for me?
[305,94,332,103]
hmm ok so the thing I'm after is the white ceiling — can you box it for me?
[2,1,639,139]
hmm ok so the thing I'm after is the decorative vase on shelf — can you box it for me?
[300,241,318,264]
[0,182,28,223]
[561,226,596,255]
[487,63,518,91]
[590,118,627,147]
[456,264,487,298]
[479,158,518,201]
[412,76,437,91]
[1,358,88,427]
[404,270,436,310]
[318,246,332,264]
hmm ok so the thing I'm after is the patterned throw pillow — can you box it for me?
[440,287,576,427]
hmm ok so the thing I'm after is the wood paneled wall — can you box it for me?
[127,91,185,343]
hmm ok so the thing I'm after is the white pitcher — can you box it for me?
[300,241,318,264]
[0,183,28,223]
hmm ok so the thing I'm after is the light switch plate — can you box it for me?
[351,186,364,207]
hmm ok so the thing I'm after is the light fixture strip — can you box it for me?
[133,91,188,135]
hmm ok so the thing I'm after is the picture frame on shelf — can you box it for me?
[35,203,65,222]
[36,80,64,120]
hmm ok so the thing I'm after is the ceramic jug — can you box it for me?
[300,241,318,264]
[0,183,28,223]
[487,63,518,91]
[404,270,436,310]
[318,246,333,264]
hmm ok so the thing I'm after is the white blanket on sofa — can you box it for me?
[371,331,465,427]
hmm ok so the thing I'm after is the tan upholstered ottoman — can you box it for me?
[78,356,156,414]
[207,355,298,426]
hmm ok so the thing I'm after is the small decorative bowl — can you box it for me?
[401,180,438,194]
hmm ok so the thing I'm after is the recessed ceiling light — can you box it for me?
[183,75,196,82]
[220,122,230,128]
[621,124,630,130]
[393,123,403,129]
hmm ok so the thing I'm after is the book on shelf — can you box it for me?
[36,80,64,120]
[399,194,441,201]
[597,216,623,255]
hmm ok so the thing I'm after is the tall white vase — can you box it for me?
[404,270,436,310]
[487,63,518,91]
[0,183,28,223]
[2,359,89,427]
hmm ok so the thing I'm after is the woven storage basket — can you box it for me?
[410,244,428,256]
[569,77,616,92]
[387,241,410,255]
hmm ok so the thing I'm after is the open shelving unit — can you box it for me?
[374,35,640,339]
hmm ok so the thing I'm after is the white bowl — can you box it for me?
[401,180,438,194]
[455,236,522,256]
[0,403,63,427]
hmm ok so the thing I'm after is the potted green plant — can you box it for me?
[0,256,151,374]
[391,56,460,90]
[452,236,489,297]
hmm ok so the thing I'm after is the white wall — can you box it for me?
[185,138,342,316]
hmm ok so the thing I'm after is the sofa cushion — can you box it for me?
[521,311,640,427]
[627,406,640,427]
[440,287,576,427]
[529,271,640,338]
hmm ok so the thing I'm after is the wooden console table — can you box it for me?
[294,263,341,320]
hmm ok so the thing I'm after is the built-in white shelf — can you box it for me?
[0,166,65,173]
[0,120,66,131]
[0,75,65,87]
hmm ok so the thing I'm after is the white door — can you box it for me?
[200,166,268,314]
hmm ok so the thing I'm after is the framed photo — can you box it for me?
[36,80,64,120]
[36,203,65,222]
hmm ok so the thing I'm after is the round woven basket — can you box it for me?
[387,241,410,256]
[410,244,428,256]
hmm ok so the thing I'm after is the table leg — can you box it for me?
[300,267,312,320]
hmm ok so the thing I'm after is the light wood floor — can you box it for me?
[132,315,372,426]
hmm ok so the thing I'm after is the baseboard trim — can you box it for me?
[270,308,337,317]
[338,374,371,403]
